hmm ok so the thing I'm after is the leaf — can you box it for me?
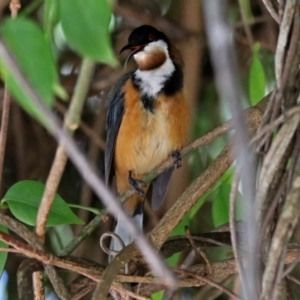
[60,0,117,65]
[2,181,84,227]
[68,203,102,215]
[0,224,8,277]
[48,225,74,254]
[43,0,60,41]
[249,43,266,106]
[151,291,164,300]
[0,18,59,123]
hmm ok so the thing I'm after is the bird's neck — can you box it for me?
[133,56,175,97]
[132,60,184,113]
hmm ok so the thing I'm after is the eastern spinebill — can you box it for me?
[105,25,189,252]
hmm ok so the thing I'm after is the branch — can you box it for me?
[0,213,70,299]
[35,57,95,241]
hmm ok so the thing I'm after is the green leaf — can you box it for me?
[212,183,243,227]
[249,43,266,106]
[0,224,8,277]
[0,18,59,123]
[68,203,101,215]
[48,225,74,254]
[60,0,117,65]
[2,181,84,227]
[151,291,164,300]
[44,0,60,41]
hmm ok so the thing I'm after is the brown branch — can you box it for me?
[114,4,195,41]
[185,226,212,275]
[0,0,21,193]
[0,213,71,299]
[175,269,241,300]
[261,0,279,23]
[55,101,106,150]
[34,58,95,299]
[9,0,20,18]
[2,224,300,298]
[0,87,10,194]
[256,115,300,227]
[261,128,300,299]
[35,58,95,241]
[17,259,41,300]
[229,171,247,294]
[59,214,105,257]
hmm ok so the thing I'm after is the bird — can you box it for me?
[105,25,189,253]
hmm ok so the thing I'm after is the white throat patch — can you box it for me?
[134,40,175,97]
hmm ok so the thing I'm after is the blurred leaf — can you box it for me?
[44,0,60,41]
[238,0,254,22]
[21,0,43,16]
[60,0,117,65]
[68,203,101,215]
[0,18,59,123]
[212,184,231,227]
[151,290,164,300]
[0,224,8,277]
[2,181,84,227]
[154,0,171,15]
[249,43,266,106]
[48,225,74,254]
[212,183,243,227]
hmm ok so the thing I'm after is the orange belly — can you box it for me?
[114,80,189,194]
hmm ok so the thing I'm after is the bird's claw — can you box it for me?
[128,171,146,196]
[171,150,182,169]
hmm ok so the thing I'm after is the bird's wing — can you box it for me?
[105,72,133,186]
[151,167,174,211]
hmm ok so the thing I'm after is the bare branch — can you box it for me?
[203,1,258,297]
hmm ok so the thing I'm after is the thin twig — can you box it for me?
[59,214,104,257]
[237,0,254,47]
[185,226,212,275]
[9,0,21,18]
[0,213,71,299]
[0,0,21,193]
[34,57,95,300]
[287,275,300,286]
[261,0,280,23]
[251,106,300,146]
[0,87,10,194]
[112,285,150,300]
[175,269,241,300]
[229,171,248,295]
[0,247,19,253]
[35,58,95,241]
[261,137,300,299]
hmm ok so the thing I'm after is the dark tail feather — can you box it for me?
[151,167,174,211]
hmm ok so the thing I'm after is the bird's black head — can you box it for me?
[120,25,170,54]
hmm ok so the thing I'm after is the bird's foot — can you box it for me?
[171,150,182,169]
[128,171,146,196]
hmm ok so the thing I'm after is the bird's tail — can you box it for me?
[110,196,144,254]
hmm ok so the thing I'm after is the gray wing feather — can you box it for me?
[105,72,133,185]
[151,167,174,211]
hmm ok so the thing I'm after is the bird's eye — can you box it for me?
[149,33,156,41]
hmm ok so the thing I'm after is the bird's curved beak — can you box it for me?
[120,44,145,70]
[119,44,132,55]
[119,44,145,55]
